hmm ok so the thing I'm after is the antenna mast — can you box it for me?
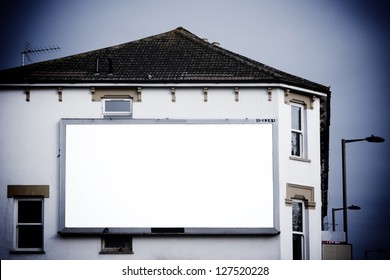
[21,42,61,66]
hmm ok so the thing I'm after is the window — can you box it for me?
[14,198,44,252]
[292,200,306,260]
[100,235,133,254]
[291,103,305,157]
[102,99,132,117]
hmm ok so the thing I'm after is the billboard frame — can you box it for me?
[59,118,279,236]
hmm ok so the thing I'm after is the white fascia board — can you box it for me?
[0,82,329,97]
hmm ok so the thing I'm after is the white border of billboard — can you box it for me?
[59,119,278,235]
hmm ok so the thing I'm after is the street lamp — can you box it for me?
[341,135,385,243]
[332,205,361,231]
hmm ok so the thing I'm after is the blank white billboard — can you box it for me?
[60,119,276,234]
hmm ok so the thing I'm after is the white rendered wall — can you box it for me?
[276,91,322,260]
[0,86,322,259]
[0,88,101,260]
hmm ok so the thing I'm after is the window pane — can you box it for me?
[291,105,301,130]
[291,132,301,156]
[292,202,303,232]
[104,235,129,249]
[17,225,43,248]
[18,201,42,223]
[293,234,303,260]
[105,100,130,112]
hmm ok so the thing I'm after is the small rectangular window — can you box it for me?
[292,201,303,233]
[100,235,133,254]
[14,198,44,252]
[291,103,305,157]
[291,105,302,131]
[292,200,306,260]
[293,234,304,260]
[102,99,132,117]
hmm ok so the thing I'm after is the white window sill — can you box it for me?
[99,249,134,255]
[289,156,311,163]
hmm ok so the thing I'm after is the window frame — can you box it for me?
[290,102,306,159]
[13,197,44,253]
[100,235,134,254]
[102,98,133,117]
[292,200,307,260]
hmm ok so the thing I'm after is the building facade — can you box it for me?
[0,27,331,259]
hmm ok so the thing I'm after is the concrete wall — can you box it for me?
[0,86,322,259]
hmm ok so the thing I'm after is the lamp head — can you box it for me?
[366,135,385,143]
[348,205,361,210]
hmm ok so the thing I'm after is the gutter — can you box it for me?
[0,82,330,97]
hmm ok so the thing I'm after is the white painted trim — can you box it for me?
[0,83,329,96]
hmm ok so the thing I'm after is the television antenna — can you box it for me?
[21,41,61,66]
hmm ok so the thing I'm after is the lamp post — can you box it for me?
[342,135,385,244]
[332,205,361,231]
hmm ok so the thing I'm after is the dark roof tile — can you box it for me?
[0,27,330,93]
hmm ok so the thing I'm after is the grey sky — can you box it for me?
[1,0,389,259]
